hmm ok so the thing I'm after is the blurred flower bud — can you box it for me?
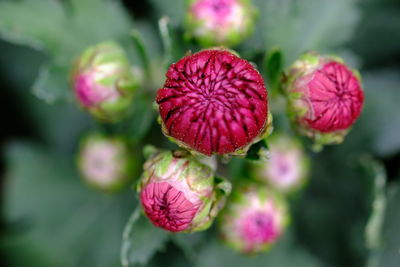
[284,52,364,149]
[186,0,256,46]
[219,185,289,253]
[157,49,272,156]
[78,134,135,192]
[72,41,138,122]
[138,148,231,232]
[251,134,310,193]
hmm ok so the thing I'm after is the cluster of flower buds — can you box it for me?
[284,52,364,149]
[70,15,365,255]
[72,41,138,122]
[77,134,135,192]
[251,134,310,193]
[156,48,272,157]
[138,148,231,232]
[185,0,256,46]
[219,185,289,253]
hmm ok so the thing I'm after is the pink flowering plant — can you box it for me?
[284,52,364,150]
[2,0,397,267]
[186,0,256,46]
[138,148,231,232]
[78,133,137,192]
[72,41,138,122]
[219,185,289,253]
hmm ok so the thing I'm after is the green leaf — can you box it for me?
[149,0,186,26]
[126,92,156,143]
[0,0,134,103]
[171,232,207,261]
[245,139,269,161]
[193,232,322,267]
[258,0,360,66]
[263,48,283,94]
[367,183,400,267]
[360,70,400,156]
[361,156,387,250]
[121,207,170,267]
[32,62,72,103]
[158,17,174,69]
[1,142,135,267]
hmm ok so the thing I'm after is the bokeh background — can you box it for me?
[0,0,399,267]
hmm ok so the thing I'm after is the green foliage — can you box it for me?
[367,182,400,267]
[258,0,360,66]
[263,48,283,94]
[121,207,170,267]
[0,0,134,103]
[359,71,400,156]
[192,232,322,267]
[1,143,135,267]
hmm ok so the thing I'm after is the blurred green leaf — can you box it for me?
[32,62,71,103]
[245,139,269,161]
[193,232,322,267]
[149,0,186,26]
[158,17,174,69]
[361,156,387,250]
[0,0,134,103]
[290,146,379,266]
[263,48,283,94]
[171,231,207,261]
[258,0,360,66]
[350,2,400,67]
[121,207,170,267]
[359,70,400,156]
[1,143,134,267]
[130,30,151,81]
[126,93,156,143]
[367,183,400,267]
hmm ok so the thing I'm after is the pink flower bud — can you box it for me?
[139,148,231,232]
[285,52,364,147]
[186,0,256,46]
[78,134,134,192]
[251,134,310,193]
[156,49,271,156]
[72,42,138,122]
[219,185,289,253]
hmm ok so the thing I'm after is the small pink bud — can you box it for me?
[285,52,364,148]
[72,42,138,122]
[186,0,256,46]
[251,134,310,193]
[156,49,271,156]
[78,134,134,192]
[219,185,289,253]
[139,148,231,232]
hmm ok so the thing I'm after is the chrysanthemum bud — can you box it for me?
[251,134,310,193]
[78,134,134,192]
[219,185,289,253]
[156,49,271,156]
[284,52,364,148]
[138,148,231,232]
[72,41,137,122]
[186,0,256,46]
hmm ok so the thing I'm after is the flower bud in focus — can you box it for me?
[138,148,231,232]
[72,41,138,122]
[219,185,289,253]
[78,134,135,192]
[186,0,256,46]
[251,134,310,193]
[157,48,272,156]
[284,52,364,149]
